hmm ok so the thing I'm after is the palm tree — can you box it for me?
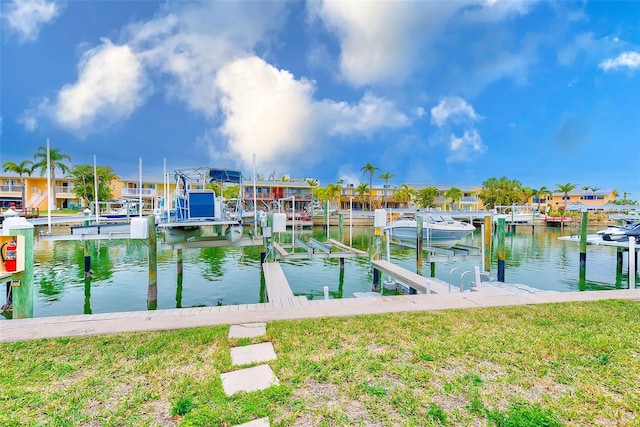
[536,186,551,213]
[324,183,343,209]
[555,182,576,212]
[354,183,369,209]
[31,146,71,210]
[379,171,394,208]
[360,163,379,211]
[444,187,462,211]
[394,184,414,208]
[2,160,32,211]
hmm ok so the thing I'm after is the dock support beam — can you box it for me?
[497,218,505,282]
[579,209,588,287]
[630,237,636,290]
[4,217,34,319]
[147,215,157,310]
[176,248,183,308]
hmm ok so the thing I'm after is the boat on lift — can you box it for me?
[157,167,245,244]
[384,213,476,249]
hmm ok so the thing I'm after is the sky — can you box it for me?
[1,0,639,196]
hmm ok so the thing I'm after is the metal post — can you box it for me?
[4,217,34,319]
[629,237,636,290]
[416,215,423,276]
[324,199,329,235]
[349,197,353,247]
[147,214,157,310]
[497,218,505,282]
[338,213,343,240]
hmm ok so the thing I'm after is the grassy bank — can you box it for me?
[1,300,639,426]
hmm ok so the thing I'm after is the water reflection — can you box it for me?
[2,223,636,320]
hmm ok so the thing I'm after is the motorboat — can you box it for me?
[599,221,640,242]
[384,213,476,249]
[493,205,541,224]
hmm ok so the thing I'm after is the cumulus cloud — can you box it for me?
[24,39,149,136]
[447,129,486,163]
[430,97,482,127]
[2,0,60,43]
[599,51,640,72]
[312,0,535,88]
[214,56,410,174]
[430,97,485,162]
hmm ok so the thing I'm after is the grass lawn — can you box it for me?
[1,299,639,426]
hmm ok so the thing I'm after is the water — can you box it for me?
[2,224,637,320]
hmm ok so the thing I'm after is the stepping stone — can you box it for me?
[220,364,279,396]
[228,323,266,339]
[232,417,270,427]
[231,342,277,366]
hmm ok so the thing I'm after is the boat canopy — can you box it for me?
[209,168,242,184]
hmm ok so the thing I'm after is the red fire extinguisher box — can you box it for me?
[0,235,26,274]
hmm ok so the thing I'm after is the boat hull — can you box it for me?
[385,217,475,249]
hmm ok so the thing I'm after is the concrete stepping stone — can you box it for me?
[232,417,270,427]
[231,342,277,366]
[228,323,266,338]
[220,364,279,396]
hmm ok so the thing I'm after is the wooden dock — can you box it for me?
[371,260,452,294]
[262,262,309,307]
[271,238,368,259]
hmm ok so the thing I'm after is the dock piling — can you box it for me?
[484,215,491,273]
[3,217,34,319]
[497,218,505,282]
[416,216,423,276]
[629,237,636,290]
[579,209,588,286]
[147,215,157,310]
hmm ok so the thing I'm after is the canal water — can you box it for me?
[2,224,637,320]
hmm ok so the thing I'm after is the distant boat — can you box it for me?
[493,206,541,224]
[384,213,476,249]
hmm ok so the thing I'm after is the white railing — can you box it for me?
[0,184,23,193]
[54,186,74,194]
[122,188,155,197]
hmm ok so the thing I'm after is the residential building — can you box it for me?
[242,179,314,212]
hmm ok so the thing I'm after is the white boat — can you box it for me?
[493,206,541,224]
[384,213,476,249]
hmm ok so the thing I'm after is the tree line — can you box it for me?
[3,149,636,211]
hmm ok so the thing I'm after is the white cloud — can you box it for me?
[31,39,149,136]
[599,51,640,72]
[2,0,60,43]
[447,129,486,163]
[430,97,481,127]
[312,0,535,88]
[213,56,410,174]
[128,1,287,116]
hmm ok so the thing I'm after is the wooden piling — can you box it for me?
[177,248,183,274]
[484,215,491,272]
[4,217,35,319]
[147,214,157,310]
[497,218,505,282]
[83,239,91,278]
[84,276,92,315]
[338,214,343,240]
[579,209,588,285]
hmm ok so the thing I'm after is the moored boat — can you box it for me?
[384,213,476,249]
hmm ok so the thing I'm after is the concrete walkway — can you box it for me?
[2,288,639,343]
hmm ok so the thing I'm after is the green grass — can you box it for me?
[1,300,640,426]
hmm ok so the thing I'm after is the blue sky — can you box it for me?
[1,0,639,195]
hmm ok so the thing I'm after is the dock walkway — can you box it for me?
[371,260,451,294]
[2,289,638,343]
[262,262,308,307]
